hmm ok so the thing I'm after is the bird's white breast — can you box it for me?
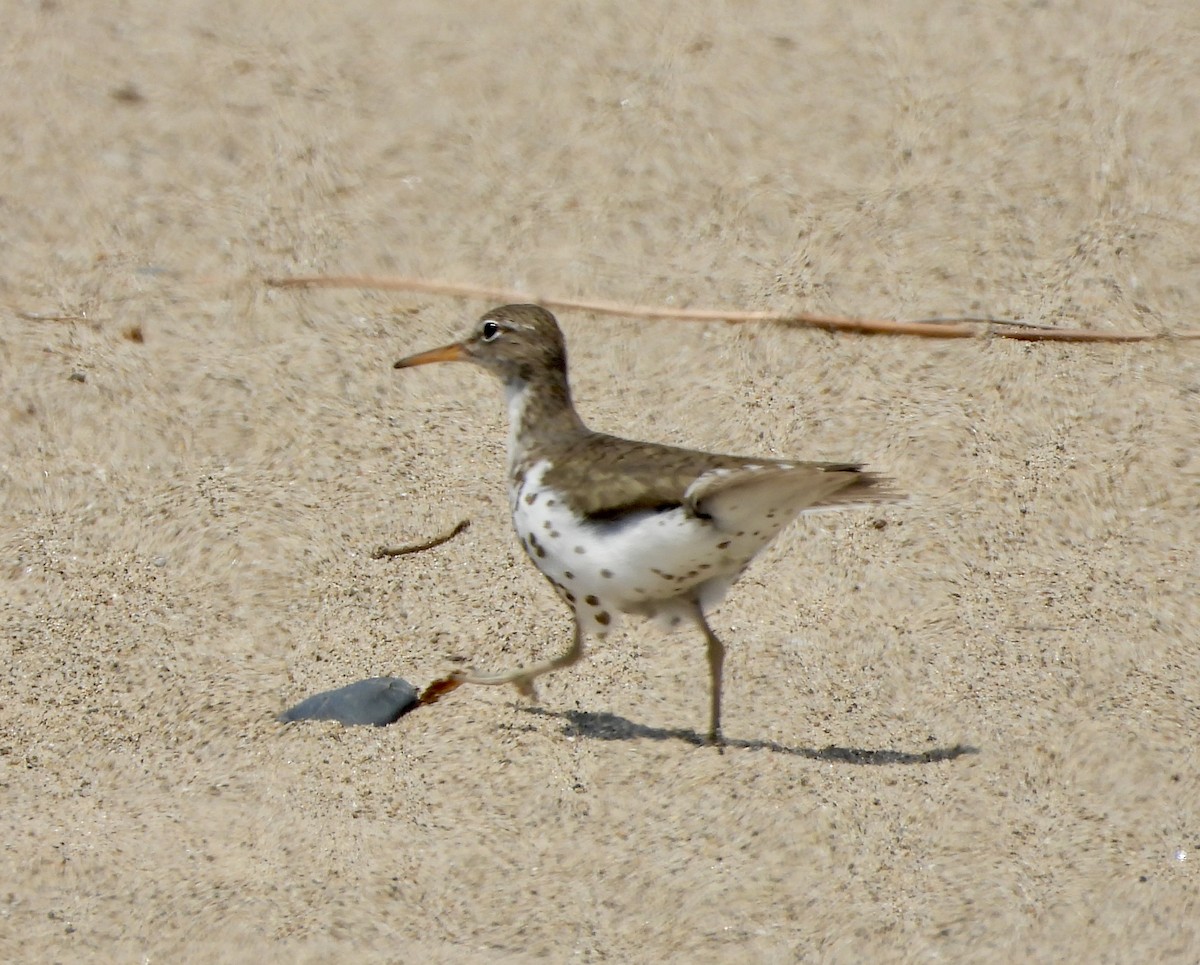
[510,460,790,635]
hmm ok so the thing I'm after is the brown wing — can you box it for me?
[687,462,895,526]
[540,431,875,521]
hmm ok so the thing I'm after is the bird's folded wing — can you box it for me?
[546,433,899,523]
[686,463,898,526]
[545,436,759,520]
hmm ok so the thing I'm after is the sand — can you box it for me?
[2,1,1198,961]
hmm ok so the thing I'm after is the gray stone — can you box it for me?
[279,676,418,727]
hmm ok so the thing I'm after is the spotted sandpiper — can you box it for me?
[395,305,897,744]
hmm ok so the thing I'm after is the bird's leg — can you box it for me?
[693,606,726,747]
[453,621,585,697]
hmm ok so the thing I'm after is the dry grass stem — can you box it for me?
[269,274,1199,343]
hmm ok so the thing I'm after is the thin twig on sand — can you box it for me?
[371,519,470,559]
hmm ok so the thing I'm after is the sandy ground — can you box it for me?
[2,1,1199,961]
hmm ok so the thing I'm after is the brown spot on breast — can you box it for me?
[525,492,538,505]
[574,545,586,554]
[564,571,574,580]
[595,610,611,626]
[717,540,731,549]
[585,594,599,606]
[600,568,613,578]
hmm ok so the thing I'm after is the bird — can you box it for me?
[394,304,896,745]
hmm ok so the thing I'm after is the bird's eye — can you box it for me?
[481,320,501,342]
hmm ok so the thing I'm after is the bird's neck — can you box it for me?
[504,367,587,484]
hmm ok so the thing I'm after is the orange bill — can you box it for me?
[393,342,467,369]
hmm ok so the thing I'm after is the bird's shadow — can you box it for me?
[514,706,977,764]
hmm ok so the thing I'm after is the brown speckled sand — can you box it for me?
[2,2,1198,961]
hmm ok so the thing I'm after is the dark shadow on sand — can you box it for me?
[516,706,978,764]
